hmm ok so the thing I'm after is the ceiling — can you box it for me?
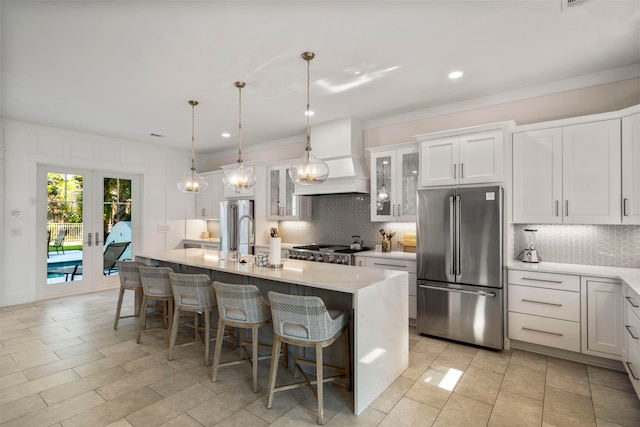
[2,0,639,155]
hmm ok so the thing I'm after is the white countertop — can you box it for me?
[508,261,640,294]
[137,248,406,294]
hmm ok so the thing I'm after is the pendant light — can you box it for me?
[223,81,256,193]
[289,51,329,185]
[177,100,209,193]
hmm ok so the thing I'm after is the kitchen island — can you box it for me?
[135,248,409,415]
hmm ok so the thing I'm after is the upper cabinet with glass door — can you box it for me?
[369,143,419,222]
[267,164,311,221]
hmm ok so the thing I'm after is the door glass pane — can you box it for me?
[103,177,132,275]
[285,168,296,216]
[375,156,392,215]
[47,173,84,283]
[269,169,280,216]
[401,152,419,216]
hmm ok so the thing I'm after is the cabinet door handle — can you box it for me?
[521,277,563,284]
[461,162,464,178]
[398,204,401,217]
[201,208,206,217]
[555,200,559,217]
[565,200,569,216]
[627,296,640,308]
[373,262,407,269]
[393,204,396,217]
[624,198,629,216]
[625,325,639,340]
[453,163,457,179]
[626,362,640,381]
[522,327,563,337]
[521,299,562,307]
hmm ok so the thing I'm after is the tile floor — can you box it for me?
[1,288,640,426]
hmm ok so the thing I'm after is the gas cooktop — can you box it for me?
[292,244,371,254]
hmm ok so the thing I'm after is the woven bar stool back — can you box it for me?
[113,260,144,330]
[266,291,350,425]
[137,266,174,344]
[168,272,216,365]
[211,282,272,392]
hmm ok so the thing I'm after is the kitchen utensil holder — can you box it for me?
[381,240,391,252]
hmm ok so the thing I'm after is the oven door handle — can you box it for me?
[419,284,496,298]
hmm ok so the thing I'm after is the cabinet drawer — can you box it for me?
[624,329,640,397]
[365,257,416,273]
[509,285,579,321]
[626,288,640,322]
[508,312,580,352]
[508,269,580,291]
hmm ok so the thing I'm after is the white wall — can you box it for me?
[0,120,192,307]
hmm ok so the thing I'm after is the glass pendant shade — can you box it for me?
[377,185,390,202]
[291,51,329,185]
[178,100,208,193]
[223,163,256,193]
[177,169,208,193]
[288,149,329,184]
[224,81,256,193]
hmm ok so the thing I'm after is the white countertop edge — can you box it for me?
[508,261,640,294]
[136,248,407,294]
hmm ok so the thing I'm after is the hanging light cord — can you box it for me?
[304,52,313,157]
[235,81,245,165]
[189,100,198,173]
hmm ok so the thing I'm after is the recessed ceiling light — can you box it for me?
[448,71,463,80]
[221,132,231,138]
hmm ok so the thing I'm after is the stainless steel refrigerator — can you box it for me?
[220,199,255,256]
[416,186,504,349]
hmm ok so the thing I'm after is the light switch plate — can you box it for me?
[158,224,170,232]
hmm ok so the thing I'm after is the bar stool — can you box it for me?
[137,266,174,344]
[113,260,144,330]
[266,292,350,425]
[211,281,281,392]
[168,272,217,366]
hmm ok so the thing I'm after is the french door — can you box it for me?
[38,166,140,299]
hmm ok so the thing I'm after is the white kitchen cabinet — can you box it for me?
[581,277,623,358]
[623,285,640,398]
[355,255,416,321]
[369,143,419,222]
[512,128,563,223]
[267,164,311,221]
[507,269,581,352]
[513,119,621,224]
[622,112,640,225]
[419,130,503,187]
[195,171,223,219]
[563,120,621,224]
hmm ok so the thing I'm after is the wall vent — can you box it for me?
[561,0,588,10]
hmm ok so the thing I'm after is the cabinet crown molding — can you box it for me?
[413,121,515,141]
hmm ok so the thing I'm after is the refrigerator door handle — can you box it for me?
[419,284,496,298]
[455,195,461,275]
[449,196,455,275]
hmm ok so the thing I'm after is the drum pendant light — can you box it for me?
[223,81,256,193]
[177,100,208,193]
[289,52,329,185]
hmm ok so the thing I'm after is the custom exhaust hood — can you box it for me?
[293,117,369,195]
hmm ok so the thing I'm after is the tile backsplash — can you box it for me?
[278,194,415,251]
[513,224,640,268]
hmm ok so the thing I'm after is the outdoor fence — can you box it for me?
[48,223,83,245]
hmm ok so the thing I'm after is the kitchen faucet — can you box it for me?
[235,213,255,260]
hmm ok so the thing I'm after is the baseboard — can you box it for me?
[510,339,624,371]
